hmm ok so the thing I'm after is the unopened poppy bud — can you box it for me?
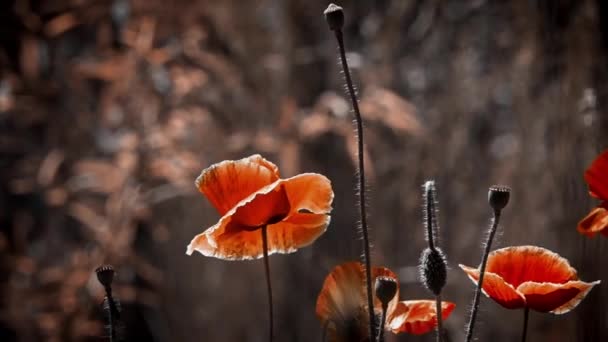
[419,247,447,296]
[375,276,398,306]
[324,3,344,31]
[488,185,511,212]
[95,265,115,288]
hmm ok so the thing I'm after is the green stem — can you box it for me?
[262,226,273,342]
[465,210,501,342]
[377,304,387,342]
[333,28,375,342]
[521,307,529,342]
[435,294,443,342]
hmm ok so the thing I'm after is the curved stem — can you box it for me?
[377,304,387,342]
[521,307,529,342]
[435,294,443,342]
[262,226,274,342]
[333,29,375,342]
[465,210,502,342]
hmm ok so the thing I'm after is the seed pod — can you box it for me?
[375,276,398,306]
[324,3,344,31]
[95,265,115,289]
[488,185,511,212]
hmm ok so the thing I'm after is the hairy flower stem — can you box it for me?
[332,28,375,341]
[521,307,529,342]
[435,294,443,342]
[465,210,502,342]
[377,304,388,342]
[424,182,443,342]
[262,226,274,342]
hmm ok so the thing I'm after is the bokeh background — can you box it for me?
[1,0,607,341]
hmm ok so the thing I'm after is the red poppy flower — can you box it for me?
[316,262,455,341]
[186,154,333,259]
[577,150,608,237]
[460,246,600,314]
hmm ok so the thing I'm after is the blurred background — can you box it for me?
[1,0,607,341]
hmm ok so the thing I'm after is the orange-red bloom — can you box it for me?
[460,246,600,314]
[186,154,333,260]
[577,150,608,237]
[316,262,455,341]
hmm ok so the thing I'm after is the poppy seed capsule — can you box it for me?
[95,265,115,288]
[374,276,398,306]
[488,185,511,212]
[419,247,447,296]
[323,3,344,31]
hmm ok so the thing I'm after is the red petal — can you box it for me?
[577,202,608,238]
[196,155,280,215]
[518,280,600,314]
[484,246,577,287]
[187,173,333,260]
[459,264,526,309]
[387,300,455,335]
[584,150,608,200]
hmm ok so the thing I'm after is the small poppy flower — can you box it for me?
[186,154,333,259]
[460,246,600,314]
[316,262,455,341]
[577,150,608,237]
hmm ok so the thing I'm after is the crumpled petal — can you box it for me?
[459,264,526,309]
[315,262,399,342]
[195,154,280,215]
[387,300,455,335]
[577,202,608,237]
[517,280,601,314]
[187,173,333,260]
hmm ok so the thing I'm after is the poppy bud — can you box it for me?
[324,3,344,31]
[375,276,398,307]
[95,265,115,288]
[488,185,511,212]
[419,247,447,296]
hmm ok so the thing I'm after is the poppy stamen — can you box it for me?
[261,225,274,342]
[465,185,511,342]
[324,4,375,340]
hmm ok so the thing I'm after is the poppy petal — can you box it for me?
[517,280,600,314]
[387,300,455,335]
[265,213,330,254]
[577,202,608,238]
[484,246,577,288]
[316,262,368,342]
[283,173,334,214]
[315,262,400,341]
[187,173,333,259]
[459,264,526,309]
[584,150,608,200]
[196,154,280,215]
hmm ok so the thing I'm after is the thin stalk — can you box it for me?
[377,304,388,342]
[435,294,443,342]
[426,185,436,250]
[321,320,329,342]
[106,295,114,342]
[521,307,529,342]
[465,210,502,342]
[332,28,375,342]
[262,226,274,342]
